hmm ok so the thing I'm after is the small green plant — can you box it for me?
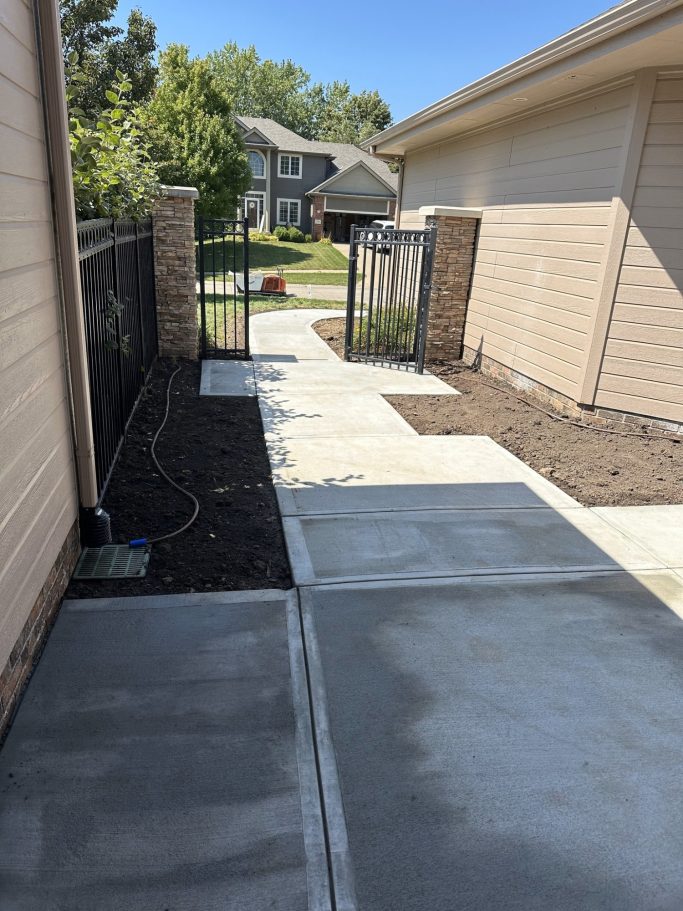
[304,233,313,243]
[104,291,132,355]
[288,227,305,243]
[273,225,288,240]
[319,236,332,245]
[352,305,417,360]
[67,54,160,220]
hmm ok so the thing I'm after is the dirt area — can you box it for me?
[312,317,683,507]
[67,359,291,599]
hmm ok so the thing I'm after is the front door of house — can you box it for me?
[244,192,265,230]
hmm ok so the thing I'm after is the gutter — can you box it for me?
[364,0,683,150]
[34,0,98,510]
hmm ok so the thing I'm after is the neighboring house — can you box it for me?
[236,117,398,240]
[366,0,683,429]
[1,0,99,737]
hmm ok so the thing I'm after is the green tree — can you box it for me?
[145,45,252,217]
[67,58,159,219]
[207,43,314,138]
[311,81,392,144]
[60,0,157,115]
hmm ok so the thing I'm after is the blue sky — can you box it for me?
[113,0,611,122]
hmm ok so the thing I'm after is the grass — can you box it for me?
[200,237,348,274]
[198,293,345,351]
[284,271,356,286]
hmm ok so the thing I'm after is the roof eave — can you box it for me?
[363,0,683,153]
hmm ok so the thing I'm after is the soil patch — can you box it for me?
[312,317,683,507]
[67,359,291,598]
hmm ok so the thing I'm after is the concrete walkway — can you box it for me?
[242,310,683,910]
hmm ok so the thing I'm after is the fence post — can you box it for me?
[134,221,147,373]
[242,217,250,358]
[152,185,200,359]
[110,219,126,428]
[344,225,358,360]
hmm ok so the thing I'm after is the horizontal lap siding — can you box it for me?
[401,87,630,397]
[596,76,683,423]
[0,12,78,670]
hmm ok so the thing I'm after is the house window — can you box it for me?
[278,198,300,225]
[279,154,301,178]
[248,150,266,178]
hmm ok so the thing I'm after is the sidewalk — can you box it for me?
[245,309,683,911]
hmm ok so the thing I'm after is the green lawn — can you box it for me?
[200,237,348,274]
[198,293,345,351]
[284,271,356,286]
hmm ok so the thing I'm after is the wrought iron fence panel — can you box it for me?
[344,225,436,374]
[196,216,249,359]
[77,217,158,500]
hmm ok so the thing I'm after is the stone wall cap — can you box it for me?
[419,205,482,219]
[161,185,199,199]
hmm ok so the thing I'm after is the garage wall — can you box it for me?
[400,84,632,398]
[0,4,79,671]
[595,74,683,424]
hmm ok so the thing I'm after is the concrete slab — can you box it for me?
[268,435,580,516]
[0,590,329,911]
[250,309,341,362]
[592,504,683,568]
[284,507,661,585]
[254,360,458,397]
[260,394,417,440]
[303,571,683,911]
[199,359,256,396]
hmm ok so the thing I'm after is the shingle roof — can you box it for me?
[237,116,398,192]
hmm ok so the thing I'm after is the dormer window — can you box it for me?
[248,150,266,179]
[279,153,301,178]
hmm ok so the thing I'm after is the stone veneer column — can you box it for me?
[311,194,325,240]
[153,185,199,359]
[420,206,482,362]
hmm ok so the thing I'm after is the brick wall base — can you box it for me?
[462,345,683,436]
[311,194,325,241]
[0,521,80,744]
[424,214,478,362]
[153,186,199,360]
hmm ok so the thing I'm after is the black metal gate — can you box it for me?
[344,224,436,373]
[197,216,250,358]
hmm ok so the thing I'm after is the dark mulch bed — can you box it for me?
[67,358,291,598]
[312,317,683,507]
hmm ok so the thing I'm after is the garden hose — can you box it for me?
[129,366,200,547]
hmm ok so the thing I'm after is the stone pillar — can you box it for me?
[420,206,482,362]
[387,198,397,220]
[153,186,199,359]
[311,194,325,240]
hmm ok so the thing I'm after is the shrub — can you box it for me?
[273,225,288,239]
[319,236,332,245]
[67,57,159,220]
[305,233,313,243]
[352,305,417,361]
[288,227,305,243]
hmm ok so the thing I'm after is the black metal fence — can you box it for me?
[77,217,158,499]
[196,216,250,359]
[345,225,436,374]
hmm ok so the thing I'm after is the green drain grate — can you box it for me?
[73,545,151,580]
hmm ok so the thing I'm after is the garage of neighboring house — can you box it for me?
[309,161,397,241]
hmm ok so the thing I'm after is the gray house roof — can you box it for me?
[236,116,398,192]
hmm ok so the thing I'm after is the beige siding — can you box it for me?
[596,75,683,423]
[0,10,78,669]
[400,86,632,397]
[323,165,393,197]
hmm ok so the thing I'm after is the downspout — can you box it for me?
[33,0,99,514]
[394,157,405,228]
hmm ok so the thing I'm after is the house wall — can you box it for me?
[323,166,394,197]
[595,74,683,423]
[271,153,328,234]
[0,5,79,677]
[400,84,633,399]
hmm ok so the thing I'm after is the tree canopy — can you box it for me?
[144,45,252,217]
[60,0,157,115]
